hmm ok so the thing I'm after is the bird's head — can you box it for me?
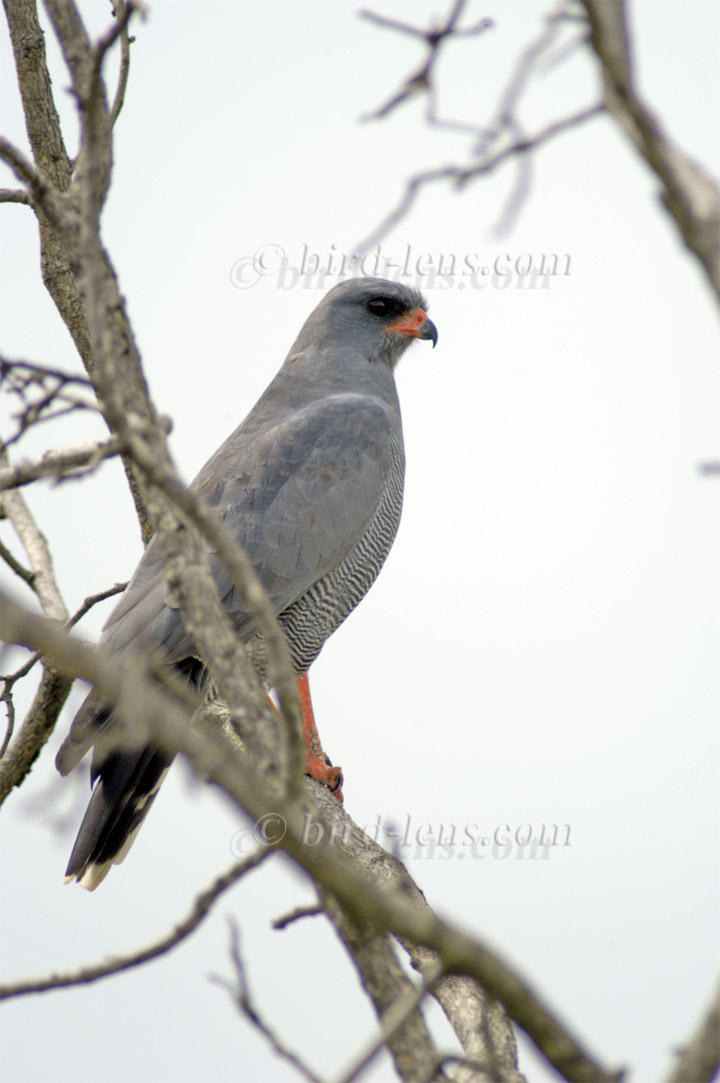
[291,277,438,368]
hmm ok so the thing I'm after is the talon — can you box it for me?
[305,754,344,803]
[328,760,344,794]
[329,773,344,795]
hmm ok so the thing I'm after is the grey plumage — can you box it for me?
[56,277,437,888]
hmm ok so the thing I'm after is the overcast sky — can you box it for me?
[1,2,718,1081]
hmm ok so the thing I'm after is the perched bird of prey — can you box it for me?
[56,277,437,889]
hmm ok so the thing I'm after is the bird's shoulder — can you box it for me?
[193,393,400,512]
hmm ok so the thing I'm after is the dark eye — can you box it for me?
[365,296,404,319]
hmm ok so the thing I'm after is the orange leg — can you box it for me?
[296,673,343,803]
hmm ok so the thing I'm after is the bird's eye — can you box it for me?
[366,296,404,319]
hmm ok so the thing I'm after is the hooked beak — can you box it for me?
[386,307,438,348]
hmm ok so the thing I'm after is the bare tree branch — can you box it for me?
[0,662,72,804]
[0,850,269,1000]
[355,104,603,256]
[0,590,622,1083]
[0,436,122,491]
[0,187,30,203]
[664,982,720,1083]
[359,0,719,296]
[0,133,65,225]
[356,1,600,246]
[420,969,523,1083]
[322,892,447,1082]
[361,3,493,122]
[4,0,151,534]
[42,0,93,104]
[579,0,720,302]
[0,450,68,621]
[310,795,524,1083]
[330,960,444,1083]
[3,0,72,185]
[0,448,73,796]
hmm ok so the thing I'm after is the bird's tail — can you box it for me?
[56,659,202,890]
[60,741,173,890]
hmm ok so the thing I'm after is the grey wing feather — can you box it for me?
[97,394,395,665]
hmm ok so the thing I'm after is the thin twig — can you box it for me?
[361,3,490,48]
[0,136,40,189]
[211,919,323,1083]
[67,581,128,629]
[480,3,569,235]
[271,905,322,930]
[0,536,35,587]
[109,1,133,126]
[361,2,492,123]
[0,581,121,688]
[0,661,73,806]
[0,851,269,1000]
[91,0,139,76]
[1,399,100,452]
[0,683,16,760]
[0,646,40,759]
[0,136,63,225]
[0,358,94,387]
[0,580,125,763]
[0,358,98,447]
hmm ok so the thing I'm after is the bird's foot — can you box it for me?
[296,672,344,803]
[305,752,344,803]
